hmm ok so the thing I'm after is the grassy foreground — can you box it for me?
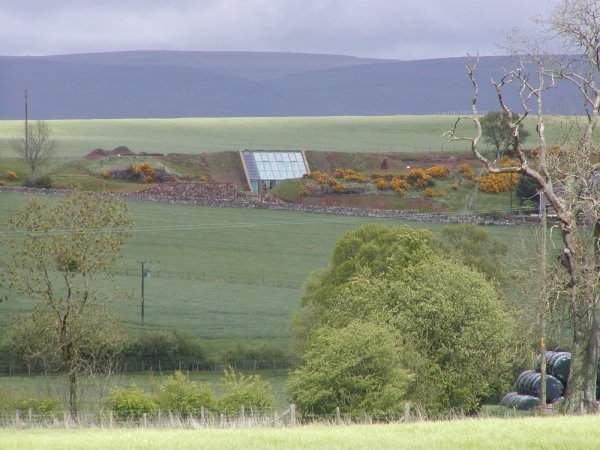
[2,416,600,449]
[0,115,573,157]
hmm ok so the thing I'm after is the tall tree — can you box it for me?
[1,192,131,418]
[12,120,55,177]
[447,0,600,413]
[481,111,530,157]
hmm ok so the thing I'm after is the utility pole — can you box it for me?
[509,172,513,214]
[139,261,151,326]
[24,89,28,156]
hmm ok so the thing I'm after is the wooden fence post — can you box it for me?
[403,402,410,422]
[335,406,341,425]
[15,410,20,427]
[290,404,296,427]
[201,406,205,423]
[143,413,148,428]
[109,411,113,428]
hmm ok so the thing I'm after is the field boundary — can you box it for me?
[0,186,543,226]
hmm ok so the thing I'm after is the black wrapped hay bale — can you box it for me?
[548,352,571,383]
[535,351,557,371]
[501,392,540,410]
[515,370,564,403]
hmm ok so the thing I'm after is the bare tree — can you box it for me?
[446,0,600,414]
[1,192,131,419]
[12,120,56,177]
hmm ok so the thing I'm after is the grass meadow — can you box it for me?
[0,115,577,157]
[2,416,600,449]
[0,192,539,353]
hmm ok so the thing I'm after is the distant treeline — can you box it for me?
[0,331,293,376]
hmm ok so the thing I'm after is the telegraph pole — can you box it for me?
[24,89,28,155]
[139,261,150,326]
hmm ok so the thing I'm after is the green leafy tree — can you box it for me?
[1,192,131,418]
[481,111,530,156]
[218,368,273,415]
[288,321,412,416]
[439,225,508,283]
[516,175,540,206]
[158,371,214,415]
[293,224,519,414]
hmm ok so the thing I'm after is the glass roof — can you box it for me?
[242,151,308,181]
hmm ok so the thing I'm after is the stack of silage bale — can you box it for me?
[501,351,570,411]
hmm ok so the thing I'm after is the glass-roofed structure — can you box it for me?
[240,150,310,193]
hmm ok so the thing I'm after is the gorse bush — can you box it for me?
[5,171,17,181]
[457,163,474,180]
[374,177,390,190]
[107,388,157,419]
[425,165,450,179]
[479,172,520,193]
[407,168,433,188]
[158,371,214,415]
[390,177,409,194]
[423,188,447,198]
[218,368,273,415]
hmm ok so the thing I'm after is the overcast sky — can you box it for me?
[1,0,558,59]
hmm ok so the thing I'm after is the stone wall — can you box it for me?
[0,184,542,226]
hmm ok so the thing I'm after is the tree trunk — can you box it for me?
[68,370,78,420]
[565,305,598,414]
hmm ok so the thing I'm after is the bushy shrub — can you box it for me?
[407,168,433,188]
[23,175,53,189]
[124,331,208,370]
[374,178,390,190]
[423,188,447,198]
[457,163,474,180]
[0,393,60,415]
[390,177,409,196]
[12,398,61,415]
[218,368,273,415]
[157,371,214,415]
[288,321,411,415]
[333,168,369,183]
[479,172,520,193]
[107,388,157,419]
[5,171,17,181]
[271,180,308,203]
[425,165,450,179]
[100,169,110,179]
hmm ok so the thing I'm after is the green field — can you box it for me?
[2,416,600,449]
[0,115,575,157]
[0,192,538,353]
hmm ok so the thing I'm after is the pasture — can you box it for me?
[0,115,575,157]
[0,192,538,354]
[2,416,600,449]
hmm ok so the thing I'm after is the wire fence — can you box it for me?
[0,403,425,429]
[0,358,291,376]
[0,402,531,429]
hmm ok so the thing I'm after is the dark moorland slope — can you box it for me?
[0,51,581,119]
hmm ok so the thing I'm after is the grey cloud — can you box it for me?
[1,0,558,58]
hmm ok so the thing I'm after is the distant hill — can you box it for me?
[0,51,581,119]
